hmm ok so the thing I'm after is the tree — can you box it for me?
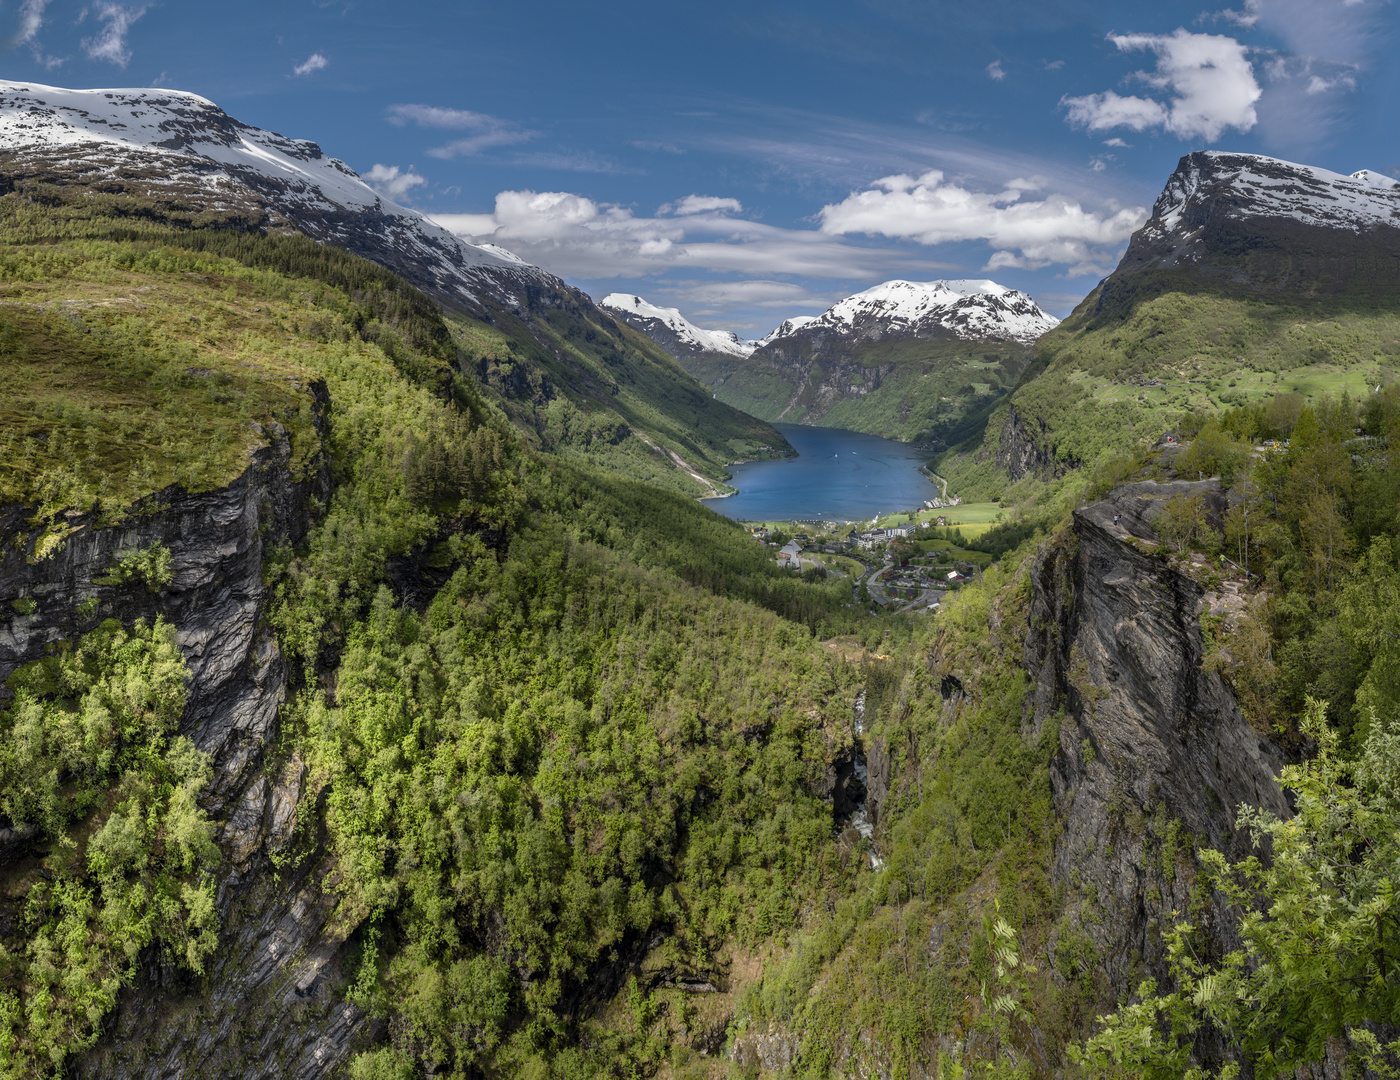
[1073,698,1400,1080]
[1156,494,1206,555]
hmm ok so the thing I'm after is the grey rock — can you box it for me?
[1023,496,1289,993]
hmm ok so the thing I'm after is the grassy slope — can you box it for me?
[679,337,1033,445]
[452,301,792,499]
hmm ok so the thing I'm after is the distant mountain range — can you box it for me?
[604,280,1059,445]
[0,79,791,496]
[946,151,1400,494]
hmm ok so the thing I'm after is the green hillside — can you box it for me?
[681,335,1034,446]
[453,299,791,499]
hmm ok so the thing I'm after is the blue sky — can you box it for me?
[2,0,1394,335]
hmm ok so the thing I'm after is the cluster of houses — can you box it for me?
[849,523,917,550]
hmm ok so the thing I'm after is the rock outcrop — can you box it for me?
[0,382,381,1077]
[1023,486,1289,992]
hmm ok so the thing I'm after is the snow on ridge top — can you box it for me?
[600,293,756,357]
[757,315,818,347]
[817,279,1012,328]
[1352,169,1400,191]
[1151,151,1400,236]
[0,79,536,280]
[760,278,1057,346]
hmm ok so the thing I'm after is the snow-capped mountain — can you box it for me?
[756,316,818,347]
[0,80,550,309]
[777,279,1059,348]
[1128,151,1400,274]
[600,294,758,358]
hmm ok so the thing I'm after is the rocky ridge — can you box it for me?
[1105,150,1400,300]
[1024,482,1290,994]
[0,80,548,313]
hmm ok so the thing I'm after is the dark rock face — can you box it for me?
[992,404,1062,482]
[1098,151,1400,310]
[1023,494,1289,992]
[0,384,379,1078]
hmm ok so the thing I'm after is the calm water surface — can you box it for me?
[702,423,938,521]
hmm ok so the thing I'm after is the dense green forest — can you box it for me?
[0,189,1398,1080]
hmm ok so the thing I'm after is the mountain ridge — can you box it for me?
[608,279,1057,445]
[0,79,793,496]
[937,150,1400,496]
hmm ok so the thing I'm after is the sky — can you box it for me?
[0,0,1395,336]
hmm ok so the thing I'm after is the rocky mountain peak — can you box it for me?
[599,293,757,358]
[1142,151,1400,247]
[767,278,1059,349]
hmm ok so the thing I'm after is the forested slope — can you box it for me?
[0,173,1397,1080]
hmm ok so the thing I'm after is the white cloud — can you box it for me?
[1062,29,1261,142]
[1061,90,1167,133]
[293,52,328,76]
[386,103,536,158]
[663,195,743,216]
[1102,137,1131,148]
[431,191,953,280]
[817,169,1146,277]
[363,164,427,203]
[987,60,1006,80]
[1044,59,1066,71]
[3,0,48,49]
[81,2,147,67]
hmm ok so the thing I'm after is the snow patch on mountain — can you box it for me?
[757,315,818,347]
[1148,152,1400,240]
[770,279,1059,347]
[0,80,547,307]
[600,294,758,357]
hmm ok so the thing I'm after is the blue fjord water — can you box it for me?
[701,423,938,522]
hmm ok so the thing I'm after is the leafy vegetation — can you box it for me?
[680,336,1034,446]
[3,180,1400,1080]
[0,618,218,1077]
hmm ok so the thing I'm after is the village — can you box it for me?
[740,498,998,616]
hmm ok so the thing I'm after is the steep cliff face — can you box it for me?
[0,385,381,1078]
[990,403,1062,482]
[1023,483,1289,991]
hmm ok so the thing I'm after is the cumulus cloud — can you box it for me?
[363,164,427,203]
[817,170,1146,277]
[1102,137,1131,147]
[386,103,537,158]
[663,195,743,216]
[293,52,328,76]
[81,2,147,67]
[986,60,1006,80]
[431,191,952,280]
[1062,29,1260,142]
[1062,90,1167,133]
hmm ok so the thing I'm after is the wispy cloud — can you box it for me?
[81,2,147,68]
[986,60,1006,80]
[363,164,426,203]
[662,195,743,216]
[293,52,328,76]
[818,170,1146,277]
[387,103,538,159]
[1228,0,1385,151]
[2,0,48,50]
[1062,29,1260,142]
